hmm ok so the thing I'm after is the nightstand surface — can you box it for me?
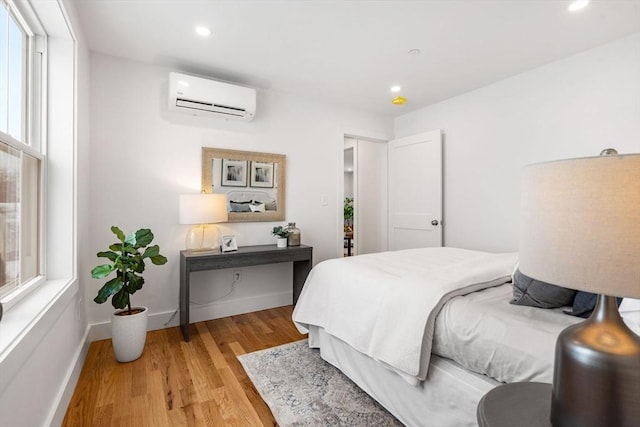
[477,382,552,427]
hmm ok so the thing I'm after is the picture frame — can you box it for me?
[221,235,238,252]
[250,161,274,188]
[221,159,248,187]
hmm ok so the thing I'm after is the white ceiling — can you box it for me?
[72,0,640,118]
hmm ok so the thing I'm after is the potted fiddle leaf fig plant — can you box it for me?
[91,226,167,362]
[344,197,354,233]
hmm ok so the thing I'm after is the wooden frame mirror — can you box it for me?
[202,147,286,222]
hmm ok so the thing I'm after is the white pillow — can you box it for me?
[619,298,640,336]
[249,202,265,212]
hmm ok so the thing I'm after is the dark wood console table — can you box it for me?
[179,244,313,341]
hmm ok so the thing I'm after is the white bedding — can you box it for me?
[310,325,498,427]
[309,286,583,426]
[432,284,581,383]
[293,247,518,383]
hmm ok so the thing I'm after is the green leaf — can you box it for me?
[97,251,118,262]
[111,226,125,242]
[112,287,130,310]
[142,245,160,259]
[135,229,154,248]
[125,231,137,246]
[127,273,145,293]
[124,245,139,255]
[91,264,115,279]
[93,277,123,304]
[151,254,168,265]
[109,243,124,252]
[132,259,146,274]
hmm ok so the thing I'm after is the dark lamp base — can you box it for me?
[551,295,640,427]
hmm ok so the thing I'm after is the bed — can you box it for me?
[292,247,583,426]
[225,190,277,212]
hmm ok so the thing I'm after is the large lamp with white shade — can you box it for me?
[179,193,228,252]
[519,150,640,427]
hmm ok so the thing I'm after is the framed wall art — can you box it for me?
[250,161,274,188]
[221,159,247,187]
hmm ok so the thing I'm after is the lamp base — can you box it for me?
[185,224,221,253]
[551,294,640,427]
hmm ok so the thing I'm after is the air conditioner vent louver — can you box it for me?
[175,98,247,116]
[169,72,256,121]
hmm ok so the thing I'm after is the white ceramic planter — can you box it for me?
[111,306,148,362]
[276,237,287,248]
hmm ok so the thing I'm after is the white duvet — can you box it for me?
[432,284,581,383]
[293,247,518,383]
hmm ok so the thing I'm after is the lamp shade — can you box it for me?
[519,153,640,298]
[179,194,228,225]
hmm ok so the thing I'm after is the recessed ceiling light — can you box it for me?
[568,0,589,12]
[178,80,190,87]
[195,25,212,37]
[392,96,406,105]
[390,85,401,93]
[408,48,421,56]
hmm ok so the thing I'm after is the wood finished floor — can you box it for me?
[62,306,307,427]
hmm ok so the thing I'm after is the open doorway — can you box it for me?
[344,145,355,256]
[342,136,387,257]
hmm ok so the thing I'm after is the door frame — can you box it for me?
[337,130,390,258]
[344,138,357,255]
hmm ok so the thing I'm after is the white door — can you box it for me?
[388,130,442,250]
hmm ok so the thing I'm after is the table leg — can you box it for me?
[292,258,312,304]
[179,256,190,341]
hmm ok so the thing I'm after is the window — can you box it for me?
[0,0,42,300]
[0,1,26,140]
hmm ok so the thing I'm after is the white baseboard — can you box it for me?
[190,290,292,323]
[88,291,293,342]
[47,325,91,427]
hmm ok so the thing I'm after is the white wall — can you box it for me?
[395,32,640,253]
[86,53,392,334]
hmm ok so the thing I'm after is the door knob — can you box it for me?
[431,220,439,226]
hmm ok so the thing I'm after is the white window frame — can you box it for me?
[0,0,46,311]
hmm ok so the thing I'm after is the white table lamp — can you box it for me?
[519,150,640,427]
[179,194,228,252]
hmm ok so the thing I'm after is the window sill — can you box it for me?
[0,278,78,394]
[1,275,46,312]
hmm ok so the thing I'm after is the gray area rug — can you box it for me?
[238,340,403,426]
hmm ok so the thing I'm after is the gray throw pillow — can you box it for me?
[511,269,576,308]
[564,291,623,318]
[229,202,251,212]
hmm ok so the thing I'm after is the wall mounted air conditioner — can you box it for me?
[168,72,256,121]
